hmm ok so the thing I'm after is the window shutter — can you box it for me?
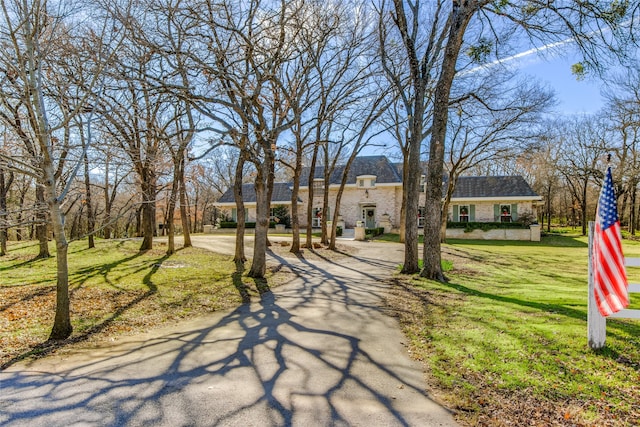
[470,205,475,221]
[493,204,499,221]
[232,208,237,222]
[453,205,459,222]
[511,203,518,221]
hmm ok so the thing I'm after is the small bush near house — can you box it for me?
[365,227,385,237]
[272,205,291,228]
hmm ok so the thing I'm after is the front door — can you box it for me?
[364,207,376,229]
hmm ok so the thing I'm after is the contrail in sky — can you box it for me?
[458,37,575,76]
[460,17,635,77]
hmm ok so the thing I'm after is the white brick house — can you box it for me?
[215,155,542,231]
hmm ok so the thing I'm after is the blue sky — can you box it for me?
[519,55,605,115]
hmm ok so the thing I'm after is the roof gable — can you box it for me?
[300,155,403,186]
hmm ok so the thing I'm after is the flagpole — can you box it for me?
[588,220,606,349]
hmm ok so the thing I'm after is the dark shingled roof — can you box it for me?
[449,176,540,198]
[216,182,293,204]
[300,155,403,186]
[216,157,540,204]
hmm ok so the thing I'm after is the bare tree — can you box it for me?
[559,116,608,235]
[379,0,446,273]
[381,0,639,280]
[603,64,640,234]
[95,3,175,252]
[184,0,304,278]
[0,0,118,339]
[516,128,563,233]
[441,76,554,239]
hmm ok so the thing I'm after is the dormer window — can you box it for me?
[357,175,376,188]
[313,179,325,193]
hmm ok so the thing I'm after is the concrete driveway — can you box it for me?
[0,235,457,426]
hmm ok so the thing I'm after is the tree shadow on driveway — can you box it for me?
[0,244,456,426]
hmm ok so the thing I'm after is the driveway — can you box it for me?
[0,235,457,426]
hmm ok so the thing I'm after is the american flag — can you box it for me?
[592,166,629,317]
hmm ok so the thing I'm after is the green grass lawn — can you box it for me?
[0,238,271,368]
[390,233,640,426]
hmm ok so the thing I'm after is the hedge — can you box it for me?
[219,221,278,229]
[446,221,530,232]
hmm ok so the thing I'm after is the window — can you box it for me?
[313,206,329,227]
[459,205,470,222]
[231,208,248,222]
[418,207,425,228]
[453,204,474,222]
[313,179,324,193]
[500,204,511,222]
[357,175,376,188]
[419,175,425,192]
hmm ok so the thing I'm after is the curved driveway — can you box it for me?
[0,235,457,426]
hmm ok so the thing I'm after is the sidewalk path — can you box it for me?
[0,236,457,426]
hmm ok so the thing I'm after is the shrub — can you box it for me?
[272,204,291,228]
[219,221,257,229]
[365,227,385,237]
[447,221,529,232]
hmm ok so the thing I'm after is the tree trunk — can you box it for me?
[0,168,12,256]
[249,147,275,279]
[35,185,50,258]
[290,151,302,254]
[321,148,330,245]
[83,141,95,248]
[139,172,156,251]
[178,156,192,248]
[103,160,112,240]
[249,170,269,278]
[402,130,421,274]
[399,156,408,244]
[233,151,247,263]
[305,142,319,249]
[16,187,26,241]
[546,184,552,233]
[47,185,72,340]
[166,176,179,255]
[421,2,473,281]
[191,187,199,234]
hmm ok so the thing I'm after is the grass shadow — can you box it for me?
[438,279,640,366]
[0,251,169,371]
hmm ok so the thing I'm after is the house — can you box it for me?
[214,182,294,223]
[446,175,542,224]
[214,155,543,234]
